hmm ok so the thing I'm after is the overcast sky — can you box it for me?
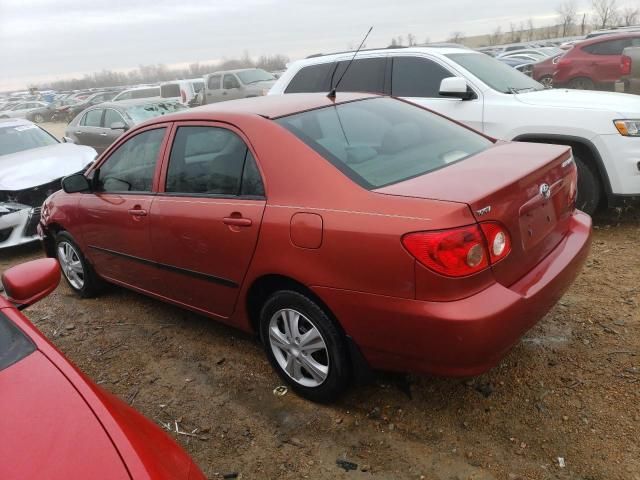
[0,0,630,91]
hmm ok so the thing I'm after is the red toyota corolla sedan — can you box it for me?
[0,259,206,479]
[40,93,592,402]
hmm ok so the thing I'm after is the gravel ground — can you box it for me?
[3,123,639,479]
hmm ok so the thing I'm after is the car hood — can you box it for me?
[515,88,640,116]
[0,143,96,190]
[0,350,130,480]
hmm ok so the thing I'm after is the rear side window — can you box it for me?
[161,84,180,98]
[331,57,387,93]
[165,126,264,196]
[392,57,453,97]
[104,109,125,128]
[0,312,35,373]
[583,38,631,55]
[285,63,336,93]
[276,97,491,189]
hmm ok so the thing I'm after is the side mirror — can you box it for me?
[1,259,60,309]
[110,121,128,131]
[62,173,91,193]
[62,136,74,143]
[439,77,475,100]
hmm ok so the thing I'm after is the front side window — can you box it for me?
[97,128,165,192]
[104,109,125,128]
[446,52,543,93]
[165,126,264,196]
[208,75,221,90]
[223,75,240,89]
[276,97,492,189]
[81,109,103,127]
[392,57,454,98]
[0,313,35,373]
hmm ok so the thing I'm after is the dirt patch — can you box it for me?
[2,208,639,480]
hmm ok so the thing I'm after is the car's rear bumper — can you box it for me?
[313,211,592,377]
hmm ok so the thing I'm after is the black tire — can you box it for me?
[33,113,45,123]
[568,77,595,90]
[54,231,102,298]
[575,155,601,215]
[259,290,350,403]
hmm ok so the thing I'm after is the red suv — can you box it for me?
[40,93,591,402]
[553,33,640,89]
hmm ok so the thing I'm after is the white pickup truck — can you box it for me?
[269,46,640,214]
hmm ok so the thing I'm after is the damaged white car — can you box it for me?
[0,118,97,249]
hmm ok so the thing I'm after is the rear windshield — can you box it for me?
[161,84,180,98]
[275,97,492,189]
[124,101,187,124]
[0,124,58,156]
[0,312,36,372]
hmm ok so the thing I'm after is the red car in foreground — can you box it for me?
[40,93,591,402]
[0,259,205,479]
[553,33,640,89]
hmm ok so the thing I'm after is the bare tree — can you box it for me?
[621,6,639,26]
[526,18,535,41]
[407,33,417,46]
[489,26,502,46]
[389,37,398,47]
[509,22,521,42]
[449,31,465,44]
[592,0,619,29]
[557,1,577,36]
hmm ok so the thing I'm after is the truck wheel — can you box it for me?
[569,77,594,90]
[575,156,601,215]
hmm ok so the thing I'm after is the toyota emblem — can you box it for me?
[539,183,551,200]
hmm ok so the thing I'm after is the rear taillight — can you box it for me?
[621,55,632,76]
[402,223,511,277]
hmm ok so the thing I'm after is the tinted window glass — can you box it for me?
[131,87,160,99]
[116,92,132,100]
[0,312,35,373]
[285,63,336,93]
[98,128,165,192]
[331,57,387,93]
[236,69,276,84]
[208,75,221,90]
[104,109,125,128]
[276,97,491,189]
[392,57,454,97]
[223,75,240,89]
[82,109,103,127]
[241,151,265,196]
[166,126,247,195]
[584,38,631,55]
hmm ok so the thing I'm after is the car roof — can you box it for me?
[92,98,174,109]
[0,117,34,128]
[146,92,377,123]
[578,31,640,46]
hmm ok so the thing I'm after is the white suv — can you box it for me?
[269,46,640,214]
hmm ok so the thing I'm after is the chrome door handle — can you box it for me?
[128,208,147,217]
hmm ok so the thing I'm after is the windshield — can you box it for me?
[447,53,544,93]
[0,312,36,373]
[236,69,275,84]
[276,97,492,189]
[0,124,59,156]
[124,101,187,124]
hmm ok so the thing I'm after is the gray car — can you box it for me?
[65,98,187,154]
[0,101,49,119]
[202,68,276,104]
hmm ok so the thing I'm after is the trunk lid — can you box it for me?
[376,142,577,287]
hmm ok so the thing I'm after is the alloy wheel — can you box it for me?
[540,76,553,89]
[268,308,329,387]
[57,241,85,290]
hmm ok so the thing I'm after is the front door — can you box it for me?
[221,74,244,101]
[391,56,484,133]
[150,123,266,318]
[76,126,169,291]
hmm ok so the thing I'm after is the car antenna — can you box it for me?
[328,26,373,100]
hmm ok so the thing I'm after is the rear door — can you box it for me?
[584,38,635,84]
[221,74,244,101]
[391,55,484,132]
[73,108,105,149]
[150,122,266,318]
